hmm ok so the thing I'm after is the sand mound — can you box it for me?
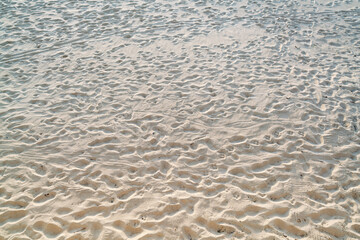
[0,0,359,239]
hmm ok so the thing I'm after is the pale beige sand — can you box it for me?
[0,0,360,239]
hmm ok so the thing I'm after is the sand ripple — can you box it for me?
[0,0,359,239]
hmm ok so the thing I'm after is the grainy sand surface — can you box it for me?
[1,0,360,239]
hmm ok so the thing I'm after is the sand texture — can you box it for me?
[1,0,360,239]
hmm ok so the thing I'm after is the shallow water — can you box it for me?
[1,0,359,239]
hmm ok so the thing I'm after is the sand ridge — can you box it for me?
[0,0,360,239]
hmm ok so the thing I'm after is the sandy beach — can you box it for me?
[0,0,359,239]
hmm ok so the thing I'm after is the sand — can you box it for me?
[0,0,359,239]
